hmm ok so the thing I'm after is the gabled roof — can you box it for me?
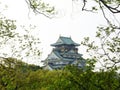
[51,36,80,46]
[44,50,82,62]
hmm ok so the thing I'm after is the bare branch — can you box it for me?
[82,0,97,12]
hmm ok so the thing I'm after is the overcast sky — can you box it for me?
[1,0,109,65]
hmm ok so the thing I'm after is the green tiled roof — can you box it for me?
[51,36,80,46]
[53,50,82,61]
[53,50,74,61]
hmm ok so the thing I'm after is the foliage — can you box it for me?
[81,24,120,70]
[8,25,41,60]
[79,0,120,30]
[0,60,120,90]
[0,16,41,61]
[81,0,120,13]
[0,57,41,90]
[0,17,16,38]
[0,0,120,90]
[25,0,56,18]
[0,1,41,62]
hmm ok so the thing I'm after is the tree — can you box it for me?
[0,57,42,90]
[77,0,120,70]
[26,0,120,25]
[82,0,120,25]
[0,2,41,64]
[82,0,120,13]
[81,25,120,71]
[0,22,41,63]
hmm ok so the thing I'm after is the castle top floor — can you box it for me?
[51,36,80,47]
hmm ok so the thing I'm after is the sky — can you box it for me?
[0,0,109,66]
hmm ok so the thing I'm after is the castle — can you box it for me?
[42,36,85,70]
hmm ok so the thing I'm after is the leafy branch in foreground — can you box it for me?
[81,0,120,14]
[25,0,56,18]
[0,17,16,40]
[81,24,120,70]
[0,22,41,63]
[74,0,120,29]
[10,26,41,60]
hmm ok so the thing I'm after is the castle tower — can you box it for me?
[43,36,85,70]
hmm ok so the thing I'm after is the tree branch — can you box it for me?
[99,0,120,13]
[25,0,55,19]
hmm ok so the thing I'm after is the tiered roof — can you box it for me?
[43,36,85,70]
[51,36,80,46]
